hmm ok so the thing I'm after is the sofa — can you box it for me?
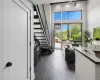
[34,35,41,66]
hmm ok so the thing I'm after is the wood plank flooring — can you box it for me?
[34,49,75,80]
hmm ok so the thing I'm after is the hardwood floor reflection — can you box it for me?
[35,49,75,80]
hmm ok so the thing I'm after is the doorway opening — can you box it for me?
[55,24,62,49]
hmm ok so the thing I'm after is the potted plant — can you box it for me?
[83,31,92,46]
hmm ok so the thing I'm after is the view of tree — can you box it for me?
[62,30,68,41]
[55,31,61,40]
[93,27,100,40]
[55,24,82,41]
[70,24,81,40]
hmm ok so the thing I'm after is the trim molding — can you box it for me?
[12,0,31,79]
[50,0,87,5]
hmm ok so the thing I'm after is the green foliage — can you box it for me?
[93,27,100,40]
[70,24,81,40]
[83,31,92,42]
[62,30,68,41]
[55,32,61,39]
[55,24,82,41]
[62,37,68,41]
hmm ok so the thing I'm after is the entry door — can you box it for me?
[4,0,30,80]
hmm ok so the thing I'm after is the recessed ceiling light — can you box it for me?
[56,5,61,9]
[65,4,70,8]
[75,3,81,7]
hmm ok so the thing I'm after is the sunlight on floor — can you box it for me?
[55,43,61,49]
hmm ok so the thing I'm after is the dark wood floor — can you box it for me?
[34,49,75,80]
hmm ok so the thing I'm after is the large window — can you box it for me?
[69,11,82,20]
[69,24,82,41]
[54,11,82,21]
[61,24,82,41]
[54,11,82,48]
[54,12,61,21]
[62,12,68,20]
[62,24,68,41]
[61,24,82,46]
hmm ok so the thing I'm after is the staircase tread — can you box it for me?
[40,44,48,45]
[34,28,42,29]
[34,31,43,33]
[34,15,39,18]
[34,5,36,11]
[41,45,48,46]
[34,32,43,34]
[36,36,45,37]
[34,22,41,25]
[40,42,47,43]
[38,39,46,40]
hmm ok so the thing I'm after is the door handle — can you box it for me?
[6,62,12,68]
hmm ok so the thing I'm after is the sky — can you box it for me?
[55,11,81,20]
[55,11,81,31]
[62,24,72,31]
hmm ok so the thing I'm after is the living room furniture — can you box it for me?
[65,44,75,63]
[72,44,79,47]
[34,36,41,66]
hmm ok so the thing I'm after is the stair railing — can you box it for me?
[35,5,50,48]
[42,4,50,46]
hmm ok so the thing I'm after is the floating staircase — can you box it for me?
[34,5,50,49]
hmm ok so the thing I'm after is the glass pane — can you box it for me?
[62,24,69,48]
[93,27,100,40]
[54,12,61,21]
[62,24,68,41]
[62,12,68,20]
[55,29,61,49]
[69,24,82,41]
[55,24,61,29]
[69,11,82,20]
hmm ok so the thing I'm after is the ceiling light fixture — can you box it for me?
[74,0,77,6]
[56,5,61,9]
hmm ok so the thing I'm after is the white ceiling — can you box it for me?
[31,0,75,4]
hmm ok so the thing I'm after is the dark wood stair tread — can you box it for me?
[34,15,39,18]
[34,22,41,25]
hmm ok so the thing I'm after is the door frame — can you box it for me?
[19,0,34,80]
[11,0,33,80]
[19,1,32,80]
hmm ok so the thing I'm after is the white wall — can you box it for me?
[0,0,4,80]
[87,0,100,38]
[51,1,87,48]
